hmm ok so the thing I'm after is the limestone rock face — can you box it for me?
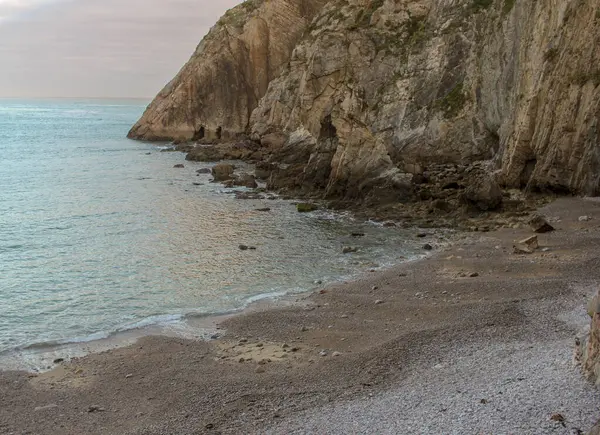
[128,0,327,142]
[582,292,600,385]
[131,0,600,198]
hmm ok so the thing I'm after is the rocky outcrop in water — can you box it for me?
[130,0,600,200]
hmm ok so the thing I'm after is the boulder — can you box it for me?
[233,173,258,189]
[342,246,358,254]
[528,215,555,233]
[173,164,185,168]
[519,235,539,250]
[461,176,503,211]
[513,244,534,254]
[212,163,235,182]
[255,162,276,180]
[196,168,212,174]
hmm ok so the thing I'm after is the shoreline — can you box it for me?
[0,235,437,374]
[2,197,600,434]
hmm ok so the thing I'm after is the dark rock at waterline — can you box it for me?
[53,358,64,364]
[196,168,212,174]
[192,182,204,186]
[255,162,276,180]
[423,243,433,251]
[416,233,428,238]
[173,164,185,169]
[233,173,258,189]
[297,203,318,213]
[529,215,555,233]
[239,245,257,251]
[256,208,271,212]
[212,163,235,181]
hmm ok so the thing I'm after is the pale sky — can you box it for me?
[0,0,241,98]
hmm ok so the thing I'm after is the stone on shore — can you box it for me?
[342,246,358,254]
[173,164,185,169]
[233,173,258,189]
[212,164,235,182]
[519,235,539,250]
[196,168,212,174]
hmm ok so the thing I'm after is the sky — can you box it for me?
[0,0,240,98]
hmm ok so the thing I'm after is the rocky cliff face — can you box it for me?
[581,292,600,386]
[128,0,327,142]
[130,0,600,199]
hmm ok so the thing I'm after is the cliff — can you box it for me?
[130,0,600,198]
[128,0,328,142]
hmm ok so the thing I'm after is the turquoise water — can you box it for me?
[0,99,422,356]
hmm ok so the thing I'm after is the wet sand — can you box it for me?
[1,198,600,434]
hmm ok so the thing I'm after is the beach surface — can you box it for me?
[1,198,599,434]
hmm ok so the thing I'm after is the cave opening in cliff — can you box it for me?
[520,158,537,188]
[319,115,337,140]
[193,126,205,141]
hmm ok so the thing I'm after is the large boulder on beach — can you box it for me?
[212,163,235,182]
[461,176,503,211]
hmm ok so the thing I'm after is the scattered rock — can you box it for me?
[529,215,555,233]
[469,272,479,278]
[332,351,341,357]
[239,245,250,251]
[579,215,592,222]
[125,374,133,379]
[351,232,365,237]
[319,351,328,357]
[256,207,271,212]
[423,244,433,251]
[301,326,309,332]
[416,232,428,238]
[212,163,235,181]
[550,413,565,423]
[382,221,396,227]
[480,399,488,404]
[375,299,384,305]
[519,235,539,250]
[88,405,105,413]
[173,164,185,168]
[342,246,358,254]
[196,168,212,174]
[255,366,265,374]
[513,244,534,255]
[192,182,204,186]
[52,358,64,364]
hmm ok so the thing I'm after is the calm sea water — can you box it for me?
[0,99,423,357]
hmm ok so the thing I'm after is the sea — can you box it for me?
[0,99,426,370]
